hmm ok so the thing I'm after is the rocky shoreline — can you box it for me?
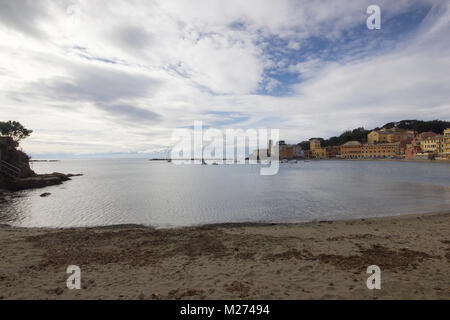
[1,136,82,192]
[5,173,83,191]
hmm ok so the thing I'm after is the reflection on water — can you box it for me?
[0,159,449,228]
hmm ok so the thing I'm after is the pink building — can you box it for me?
[404,137,422,159]
[399,137,413,155]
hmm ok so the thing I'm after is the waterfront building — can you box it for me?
[398,137,413,155]
[279,145,294,160]
[340,141,362,159]
[404,137,422,159]
[420,135,444,154]
[440,128,450,159]
[361,143,400,158]
[309,139,326,159]
[367,128,414,144]
[326,146,341,158]
[303,150,312,159]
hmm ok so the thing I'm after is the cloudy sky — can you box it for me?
[0,0,449,158]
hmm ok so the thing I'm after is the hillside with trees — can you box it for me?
[310,120,450,147]
[379,120,450,134]
[323,127,370,147]
[0,120,80,191]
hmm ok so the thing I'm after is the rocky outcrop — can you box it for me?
[0,136,35,178]
[0,136,82,191]
[6,173,83,191]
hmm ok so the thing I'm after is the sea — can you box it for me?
[1,159,449,228]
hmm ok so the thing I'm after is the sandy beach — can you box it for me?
[0,212,448,300]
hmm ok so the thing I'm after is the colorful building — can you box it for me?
[310,139,326,159]
[440,128,450,159]
[367,127,414,144]
[303,150,313,159]
[361,143,400,158]
[420,135,444,154]
[404,137,422,160]
[418,131,438,140]
[398,137,413,155]
[340,141,362,159]
[279,145,294,160]
[326,146,341,158]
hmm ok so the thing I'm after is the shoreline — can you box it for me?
[2,209,450,231]
[0,211,448,300]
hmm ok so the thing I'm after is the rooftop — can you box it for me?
[341,141,362,147]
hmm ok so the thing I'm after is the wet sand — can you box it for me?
[0,212,449,300]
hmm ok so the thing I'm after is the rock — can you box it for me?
[40,192,52,197]
[1,136,82,191]
[8,175,64,190]
[54,287,64,295]
[67,173,83,178]
[7,172,82,191]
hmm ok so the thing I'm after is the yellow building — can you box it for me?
[420,135,444,154]
[310,139,326,159]
[361,143,399,158]
[367,131,385,144]
[367,128,414,144]
[440,128,450,159]
[340,141,362,159]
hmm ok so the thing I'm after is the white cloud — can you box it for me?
[0,0,448,156]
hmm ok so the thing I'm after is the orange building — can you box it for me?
[361,143,399,158]
[340,141,362,159]
[279,145,294,160]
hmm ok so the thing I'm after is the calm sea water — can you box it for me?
[1,159,449,228]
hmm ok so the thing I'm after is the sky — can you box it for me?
[0,0,449,158]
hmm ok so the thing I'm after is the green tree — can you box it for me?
[298,141,310,150]
[382,120,450,134]
[0,121,33,142]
